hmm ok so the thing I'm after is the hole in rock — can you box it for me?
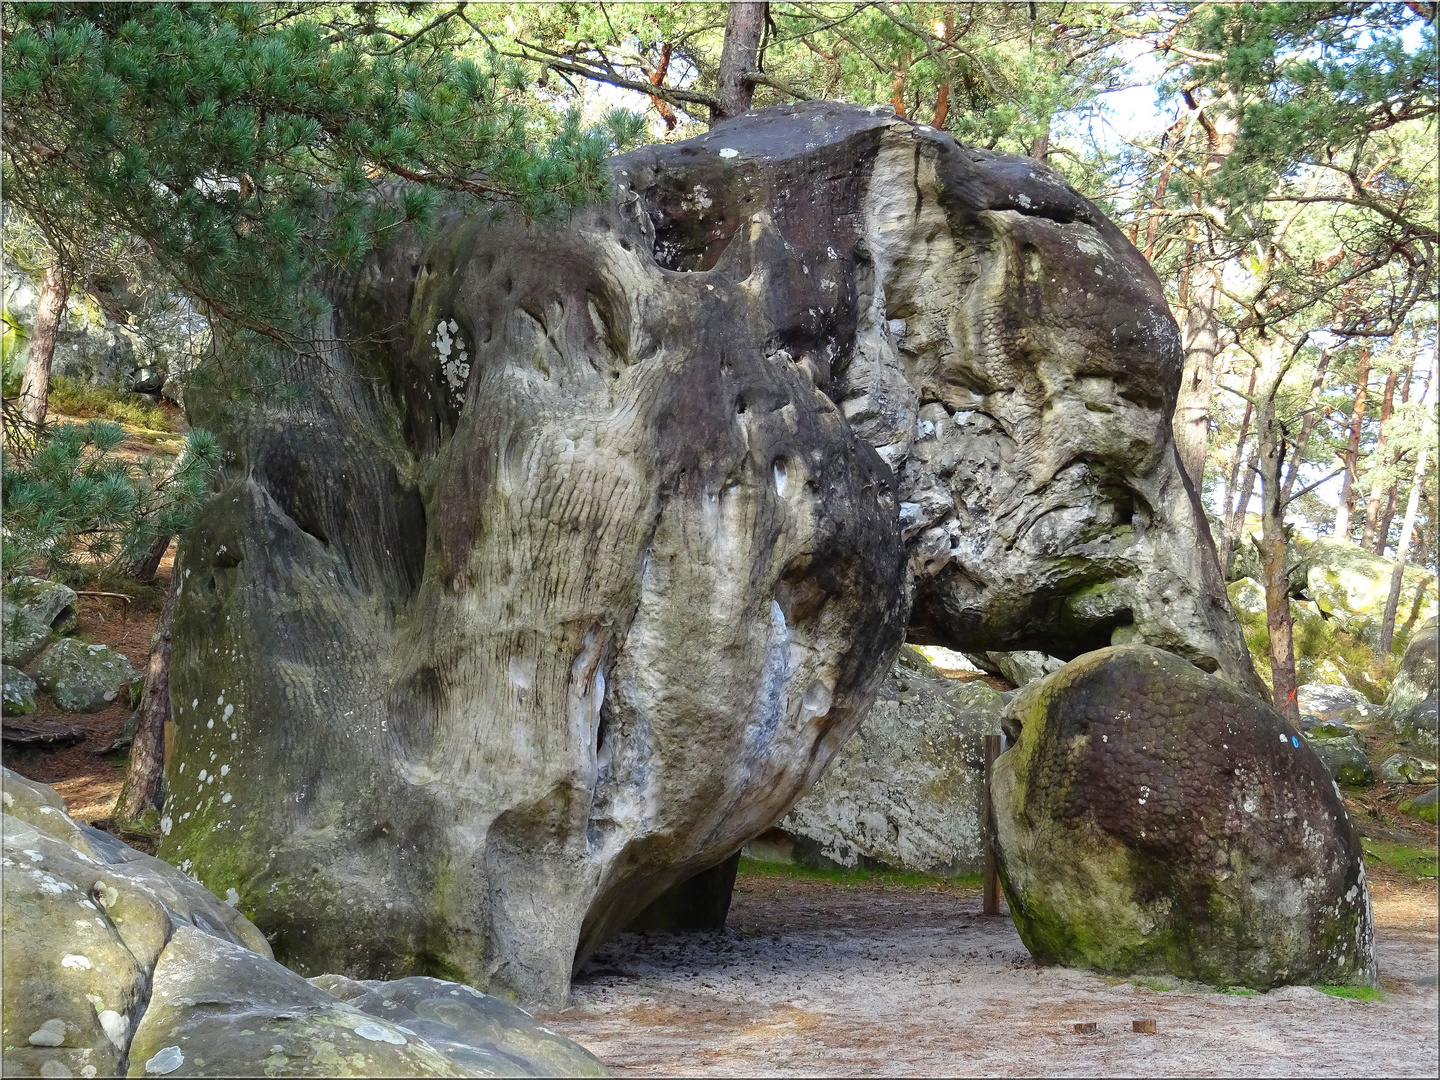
[773,458,790,496]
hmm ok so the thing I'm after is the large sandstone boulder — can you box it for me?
[0,770,607,1078]
[163,102,1258,1005]
[1387,618,1438,756]
[2,768,273,1079]
[992,645,1375,990]
[1303,733,1373,787]
[770,645,1004,875]
[1297,683,1374,724]
[1299,539,1439,634]
[127,930,607,1078]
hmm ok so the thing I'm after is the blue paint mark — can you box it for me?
[1292,736,1299,748]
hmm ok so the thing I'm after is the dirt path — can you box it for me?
[541,872,1439,1077]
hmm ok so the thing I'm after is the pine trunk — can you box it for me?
[17,263,69,427]
[1171,109,1238,491]
[1380,417,1431,654]
[124,532,173,583]
[1173,259,1222,489]
[113,571,178,825]
[715,2,766,120]
[1255,339,1299,720]
[1376,482,1401,555]
[1219,363,1259,578]
[1333,350,1371,542]
[1360,371,1397,551]
[1375,361,1416,553]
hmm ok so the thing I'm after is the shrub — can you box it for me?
[1,411,218,584]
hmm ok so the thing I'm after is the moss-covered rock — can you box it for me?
[1386,619,1437,757]
[30,639,138,713]
[1227,578,1392,702]
[2,768,272,1079]
[1299,539,1438,631]
[1,770,608,1078]
[1378,754,1437,784]
[991,645,1375,990]
[3,664,37,716]
[1398,785,1438,824]
[1,577,80,668]
[1304,734,1374,787]
[773,646,1005,875]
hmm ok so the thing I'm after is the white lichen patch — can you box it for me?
[354,1022,407,1045]
[435,318,471,406]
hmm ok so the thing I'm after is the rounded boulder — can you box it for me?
[992,644,1375,990]
[30,639,138,713]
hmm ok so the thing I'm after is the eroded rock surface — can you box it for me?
[31,639,137,713]
[3,664,37,717]
[1388,618,1438,756]
[163,101,1258,1005]
[128,931,607,1078]
[2,577,78,668]
[1300,539,1439,633]
[0,770,608,1078]
[772,646,1003,874]
[992,646,1375,990]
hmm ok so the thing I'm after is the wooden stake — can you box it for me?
[983,733,1003,915]
[1072,1022,1097,1035]
[1133,1019,1156,1034]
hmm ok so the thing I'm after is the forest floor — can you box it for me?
[543,860,1438,1077]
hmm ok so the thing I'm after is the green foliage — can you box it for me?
[48,375,172,431]
[2,2,646,346]
[1397,798,1438,825]
[1,305,27,396]
[1316,985,1384,1001]
[1,417,219,583]
[1362,838,1439,881]
[511,3,1128,163]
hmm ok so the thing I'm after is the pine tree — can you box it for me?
[1,3,645,349]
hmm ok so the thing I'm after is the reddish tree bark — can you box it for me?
[643,42,678,130]
[715,2,767,120]
[113,572,178,824]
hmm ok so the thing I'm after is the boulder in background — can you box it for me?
[992,645,1374,990]
[30,639,137,713]
[767,646,1004,876]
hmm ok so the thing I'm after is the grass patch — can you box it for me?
[1215,985,1259,996]
[1397,800,1438,825]
[1132,978,1176,992]
[1317,985,1384,1001]
[737,856,982,890]
[50,376,174,432]
[1362,838,1440,881]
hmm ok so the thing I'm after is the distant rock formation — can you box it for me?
[770,645,1005,876]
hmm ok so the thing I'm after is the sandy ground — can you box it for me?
[541,872,1440,1077]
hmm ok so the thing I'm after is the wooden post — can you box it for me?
[983,733,1003,916]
